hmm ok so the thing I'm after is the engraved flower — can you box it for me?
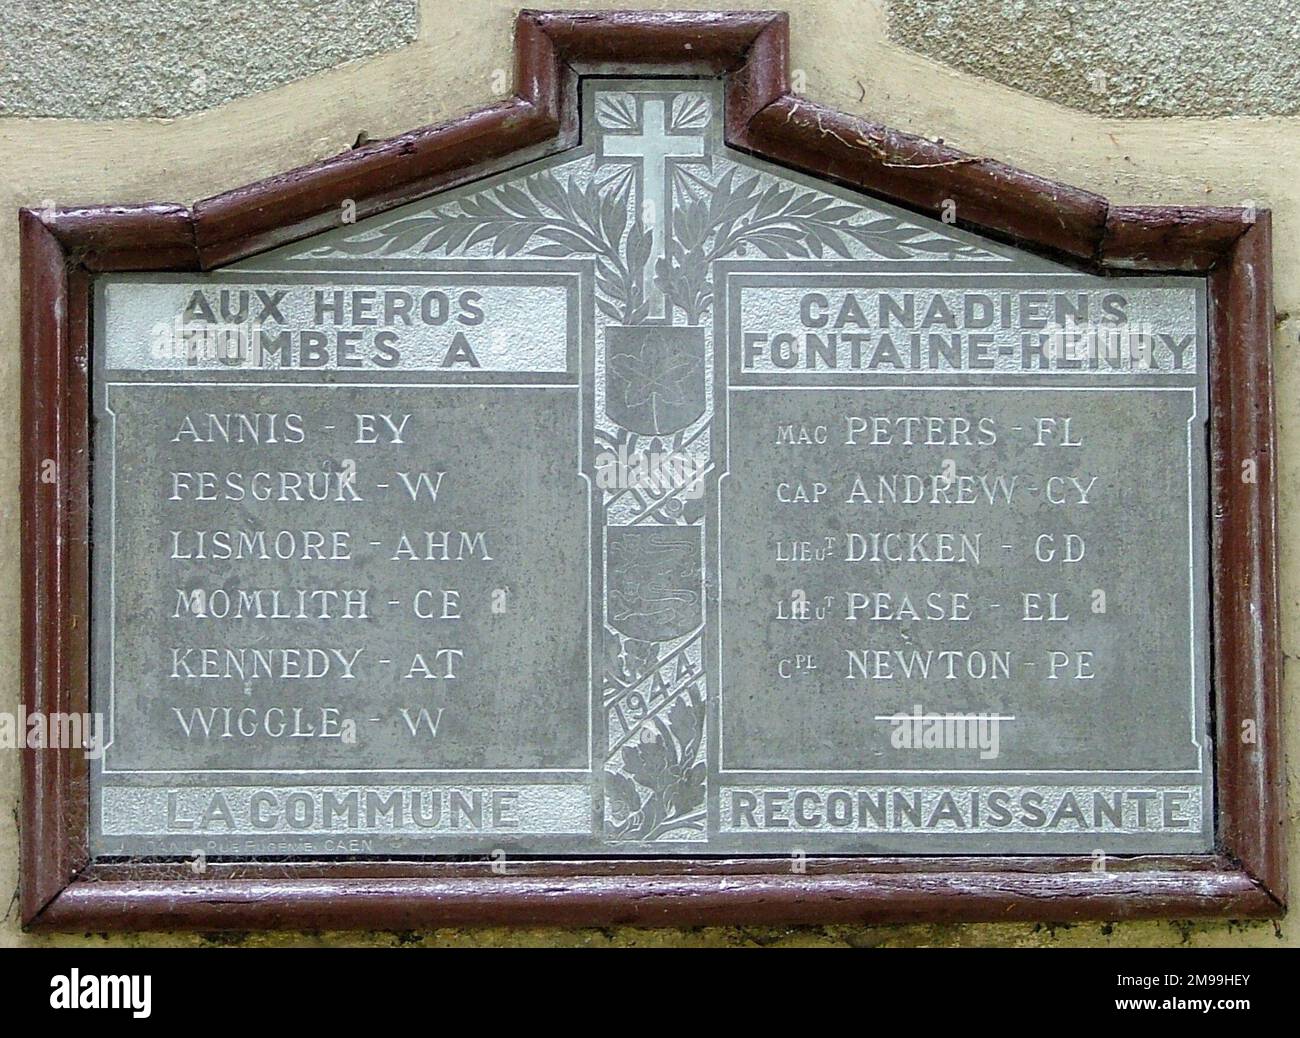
[610,683,706,840]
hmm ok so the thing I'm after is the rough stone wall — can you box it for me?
[888,0,1300,117]
[0,0,420,118]
[0,0,1295,948]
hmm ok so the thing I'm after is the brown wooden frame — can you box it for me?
[19,9,1283,930]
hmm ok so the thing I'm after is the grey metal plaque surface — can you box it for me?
[89,80,1212,858]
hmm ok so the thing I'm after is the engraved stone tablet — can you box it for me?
[90,79,1212,858]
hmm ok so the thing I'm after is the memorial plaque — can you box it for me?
[88,77,1213,858]
[21,11,1281,927]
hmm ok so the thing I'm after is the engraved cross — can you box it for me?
[600,97,705,318]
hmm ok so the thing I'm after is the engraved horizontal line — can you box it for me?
[105,381,580,389]
[726,385,1197,392]
[98,769,593,776]
[717,769,1205,776]
[872,714,1018,721]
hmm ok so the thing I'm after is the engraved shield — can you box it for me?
[604,324,706,435]
[606,526,703,642]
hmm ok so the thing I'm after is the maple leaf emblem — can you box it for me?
[608,337,703,431]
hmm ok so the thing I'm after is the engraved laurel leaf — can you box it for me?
[318,168,657,323]
[655,170,988,322]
